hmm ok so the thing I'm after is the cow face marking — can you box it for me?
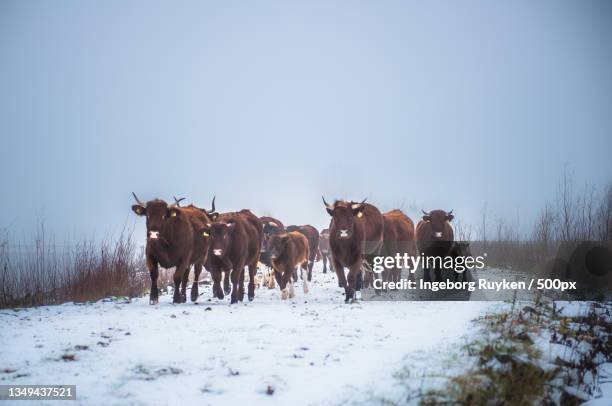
[422,210,454,240]
[132,200,174,241]
[208,221,236,257]
[326,202,363,239]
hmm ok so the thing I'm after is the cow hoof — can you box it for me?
[230,298,238,305]
[149,299,158,305]
[224,287,231,295]
[248,295,254,302]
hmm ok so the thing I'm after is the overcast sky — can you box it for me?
[1,0,611,241]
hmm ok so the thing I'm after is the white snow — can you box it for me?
[0,263,494,406]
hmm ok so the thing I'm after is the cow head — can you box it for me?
[267,233,289,260]
[421,209,454,240]
[322,197,366,239]
[131,193,181,242]
[262,221,283,253]
[201,221,236,258]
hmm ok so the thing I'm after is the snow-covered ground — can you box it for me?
[0,263,495,406]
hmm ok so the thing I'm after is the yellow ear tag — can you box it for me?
[202,231,209,237]
[171,211,177,217]
[357,212,363,218]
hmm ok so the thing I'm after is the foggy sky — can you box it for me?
[1,0,611,241]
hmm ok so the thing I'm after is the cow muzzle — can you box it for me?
[148,231,160,240]
[434,232,443,238]
[213,249,223,256]
[339,229,349,238]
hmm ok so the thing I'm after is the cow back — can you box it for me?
[383,209,416,256]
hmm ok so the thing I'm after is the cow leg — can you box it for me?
[267,266,276,289]
[172,267,185,304]
[301,262,309,294]
[147,257,159,305]
[211,270,224,300]
[289,273,295,299]
[346,258,363,303]
[274,269,282,290]
[180,266,190,303]
[247,262,257,301]
[293,268,299,282]
[333,258,346,288]
[238,266,246,302]
[230,263,244,304]
[223,270,231,295]
[191,260,203,302]
[279,269,291,300]
[308,254,315,281]
[322,255,328,273]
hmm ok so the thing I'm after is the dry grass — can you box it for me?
[0,225,158,308]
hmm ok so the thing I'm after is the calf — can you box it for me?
[416,209,455,282]
[285,225,319,281]
[131,193,214,304]
[259,216,285,289]
[319,228,334,273]
[267,232,310,300]
[202,210,262,304]
[322,197,384,303]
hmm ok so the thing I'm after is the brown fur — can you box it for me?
[131,196,214,304]
[268,231,310,299]
[259,216,285,269]
[319,228,333,273]
[382,210,416,283]
[323,199,384,303]
[416,209,455,282]
[203,210,263,304]
[285,224,319,281]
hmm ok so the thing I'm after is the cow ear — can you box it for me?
[168,207,181,218]
[132,205,145,216]
[209,212,219,221]
[326,207,334,216]
[352,206,364,217]
[447,214,454,222]
[422,215,431,222]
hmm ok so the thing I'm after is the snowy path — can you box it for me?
[1,264,493,405]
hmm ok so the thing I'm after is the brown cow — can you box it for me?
[201,210,262,304]
[259,216,285,288]
[131,193,214,304]
[416,209,455,282]
[172,196,222,299]
[267,231,310,299]
[381,210,416,283]
[322,197,384,303]
[285,225,319,281]
[319,228,334,274]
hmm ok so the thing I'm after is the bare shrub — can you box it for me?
[0,225,150,308]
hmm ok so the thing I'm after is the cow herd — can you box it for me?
[131,194,457,304]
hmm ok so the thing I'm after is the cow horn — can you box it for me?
[322,196,333,210]
[209,196,216,213]
[173,196,185,207]
[447,209,453,215]
[421,209,429,215]
[351,198,367,210]
[132,192,145,206]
